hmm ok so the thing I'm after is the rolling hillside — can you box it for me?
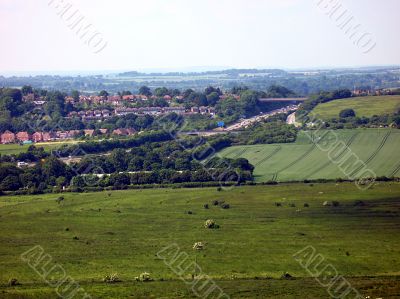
[216,129,400,182]
[311,95,400,119]
[0,183,399,298]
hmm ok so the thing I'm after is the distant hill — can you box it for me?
[311,95,400,119]
[118,68,288,77]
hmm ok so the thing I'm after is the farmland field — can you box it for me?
[311,95,400,119]
[0,183,399,298]
[216,129,400,182]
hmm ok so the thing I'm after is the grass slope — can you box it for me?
[311,95,400,119]
[217,129,400,182]
[0,183,399,298]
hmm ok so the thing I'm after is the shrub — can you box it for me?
[275,202,282,207]
[265,181,278,185]
[103,273,121,283]
[73,236,79,240]
[332,201,340,207]
[8,278,19,286]
[303,203,309,208]
[204,219,219,229]
[217,187,222,192]
[221,203,230,209]
[339,108,356,118]
[193,242,205,250]
[212,200,219,206]
[289,203,296,208]
[354,200,366,207]
[187,210,193,215]
[281,273,294,280]
[203,204,209,209]
[135,272,152,282]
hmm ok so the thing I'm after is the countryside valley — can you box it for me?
[1,1,400,298]
[0,72,400,298]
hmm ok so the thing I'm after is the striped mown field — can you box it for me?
[216,129,400,182]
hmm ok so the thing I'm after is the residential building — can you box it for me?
[32,132,43,142]
[16,132,31,142]
[163,107,186,114]
[84,129,95,137]
[1,131,16,144]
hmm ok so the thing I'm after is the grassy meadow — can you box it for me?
[0,183,399,298]
[311,95,400,119]
[217,129,400,182]
[0,140,83,155]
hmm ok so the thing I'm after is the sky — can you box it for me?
[0,0,399,75]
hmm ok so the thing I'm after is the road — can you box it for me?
[286,112,301,127]
[224,104,300,131]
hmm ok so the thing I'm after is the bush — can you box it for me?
[103,273,121,283]
[332,201,340,207]
[275,202,282,207]
[204,219,219,229]
[303,203,309,208]
[187,210,193,215]
[217,187,222,192]
[265,180,278,185]
[339,109,356,118]
[193,242,205,250]
[203,204,209,209]
[354,200,366,207]
[289,203,296,208]
[8,278,19,286]
[212,200,219,206]
[221,203,230,209]
[135,272,152,282]
[281,273,294,280]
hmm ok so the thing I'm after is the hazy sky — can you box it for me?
[0,0,399,74]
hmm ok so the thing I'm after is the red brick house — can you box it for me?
[1,130,16,144]
[84,129,95,137]
[56,131,68,139]
[32,132,43,143]
[68,130,80,138]
[42,132,53,142]
[112,128,136,136]
[122,95,135,101]
[16,132,31,142]
[112,128,127,136]
[126,128,136,135]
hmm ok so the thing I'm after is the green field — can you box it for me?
[311,95,400,119]
[0,183,399,298]
[0,141,84,155]
[216,129,400,182]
